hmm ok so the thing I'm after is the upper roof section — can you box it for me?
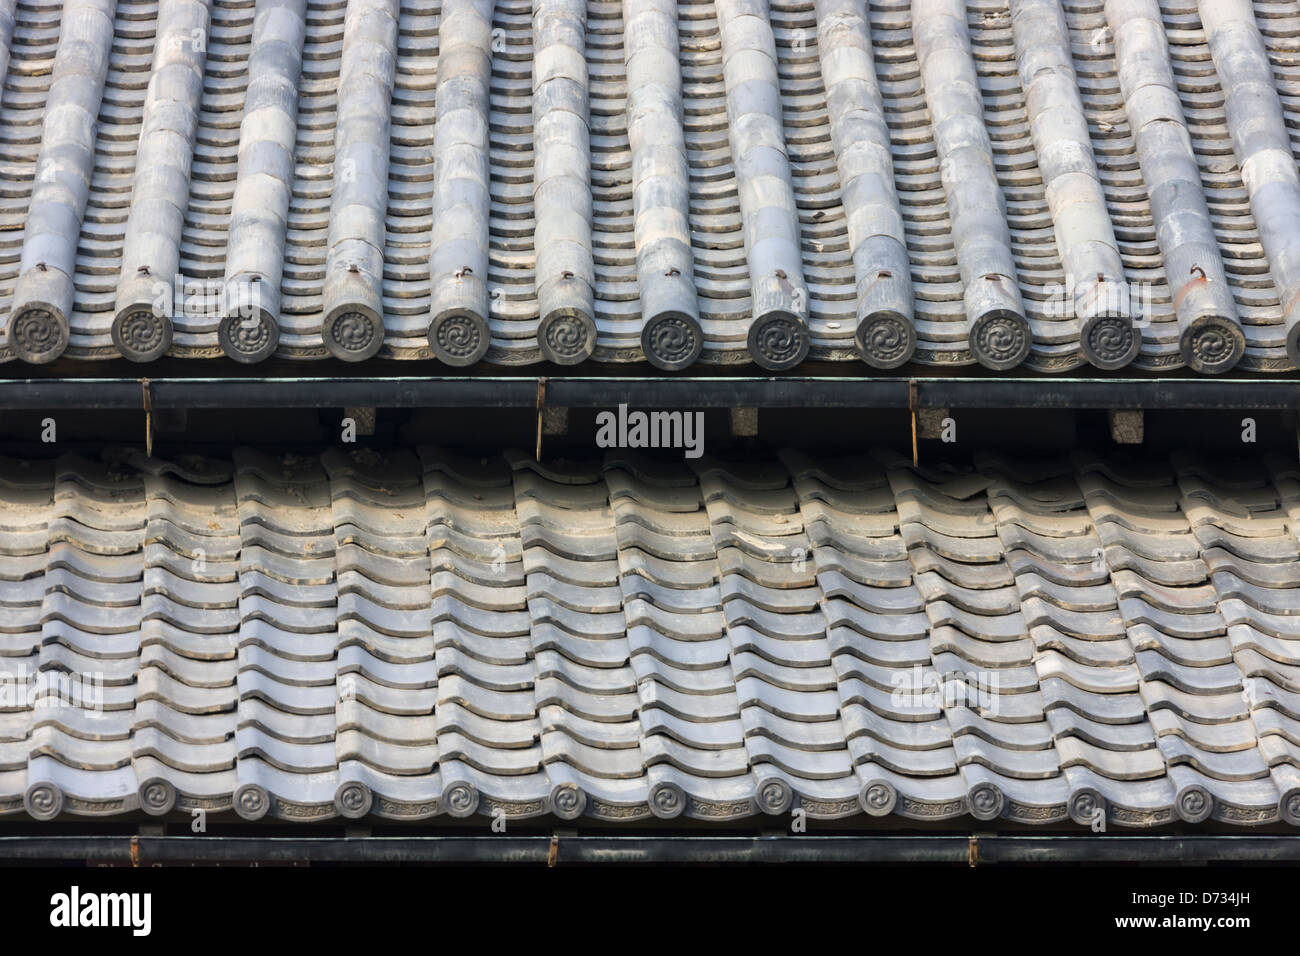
[0,0,1298,375]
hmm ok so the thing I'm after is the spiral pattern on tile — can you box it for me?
[220,311,278,362]
[857,312,915,368]
[1085,316,1136,368]
[24,783,62,820]
[443,782,479,818]
[750,313,808,370]
[541,312,592,362]
[115,309,169,359]
[649,781,685,819]
[1176,785,1212,823]
[140,778,177,816]
[550,783,587,821]
[334,781,373,819]
[1069,788,1105,826]
[644,313,700,369]
[973,313,1029,368]
[860,781,897,817]
[968,783,1004,821]
[10,308,67,362]
[433,312,485,362]
[757,777,793,815]
[328,311,378,355]
[235,783,270,820]
[1183,319,1243,374]
[1281,789,1300,827]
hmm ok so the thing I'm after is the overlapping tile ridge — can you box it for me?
[3,445,1300,826]
[3,0,1300,373]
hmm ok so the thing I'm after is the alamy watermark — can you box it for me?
[1040,275,1155,326]
[0,671,104,711]
[889,665,1000,715]
[595,404,704,459]
[49,886,151,936]
[146,276,264,320]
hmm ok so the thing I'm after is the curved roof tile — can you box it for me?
[2,445,1300,826]
[0,0,1298,372]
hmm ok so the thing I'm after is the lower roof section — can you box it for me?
[5,444,1300,828]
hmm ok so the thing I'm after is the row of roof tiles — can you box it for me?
[4,444,1300,826]
[1,0,1299,373]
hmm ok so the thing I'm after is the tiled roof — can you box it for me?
[1,0,1299,373]
[5,444,1300,827]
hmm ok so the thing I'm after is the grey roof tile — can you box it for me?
[8,445,1300,827]
[1,0,1292,372]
